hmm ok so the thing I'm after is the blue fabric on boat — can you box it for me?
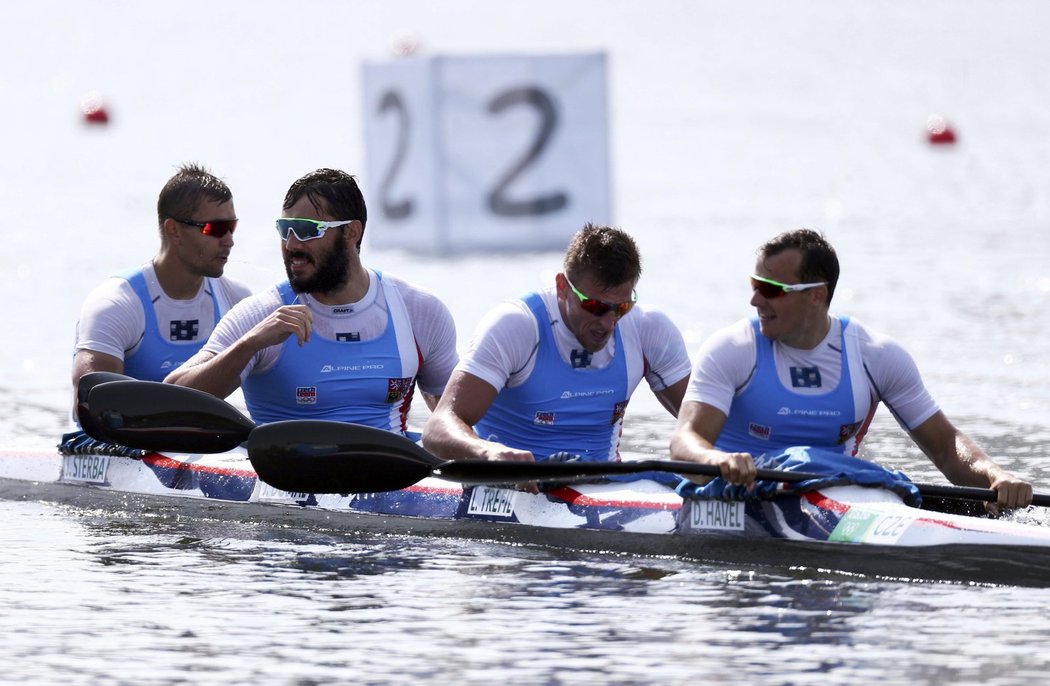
[58,430,149,459]
[675,446,921,507]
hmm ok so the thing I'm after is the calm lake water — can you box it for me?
[5,1,1050,683]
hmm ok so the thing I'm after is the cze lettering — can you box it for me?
[867,515,911,543]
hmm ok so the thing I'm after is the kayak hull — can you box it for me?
[4,447,1050,586]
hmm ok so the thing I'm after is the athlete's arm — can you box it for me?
[422,370,536,463]
[70,349,124,416]
[653,375,689,417]
[910,411,1032,512]
[165,304,312,398]
[669,400,756,485]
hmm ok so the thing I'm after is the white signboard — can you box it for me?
[362,53,611,254]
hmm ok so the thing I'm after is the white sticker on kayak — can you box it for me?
[688,500,745,531]
[467,486,516,517]
[62,454,110,484]
[255,482,310,502]
[830,511,913,544]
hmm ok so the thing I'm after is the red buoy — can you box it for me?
[80,92,110,125]
[926,114,956,144]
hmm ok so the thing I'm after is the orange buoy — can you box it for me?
[80,92,110,125]
[926,113,956,144]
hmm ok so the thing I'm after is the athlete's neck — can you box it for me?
[779,313,833,350]
[310,263,371,307]
[151,254,204,300]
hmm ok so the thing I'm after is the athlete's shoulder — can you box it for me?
[841,315,904,349]
[215,274,253,302]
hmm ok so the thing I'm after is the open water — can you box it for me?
[4,1,1050,684]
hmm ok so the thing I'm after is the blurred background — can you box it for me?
[4,1,1050,462]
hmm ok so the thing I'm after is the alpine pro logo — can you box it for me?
[295,386,317,405]
[559,388,616,399]
[320,362,385,373]
[777,407,841,417]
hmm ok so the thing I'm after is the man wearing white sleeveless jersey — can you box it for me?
[423,224,690,469]
[166,168,457,433]
[72,163,250,413]
[669,228,1032,513]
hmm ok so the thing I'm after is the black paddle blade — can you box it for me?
[76,371,135,437]
[86,380,254,453]
[246,420,439,493]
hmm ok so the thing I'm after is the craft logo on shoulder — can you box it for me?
[748,422,771,440]
[610,400,628,425]
[534,411,556,426]
[295,386,318,405]
[386,377,413,403]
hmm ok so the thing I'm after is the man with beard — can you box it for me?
[166,168,458,432]
[72,163,250,409]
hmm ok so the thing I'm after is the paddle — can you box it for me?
[83,379,255,453]
[76,371,135,438]
[243,420,1050,506]
[246,418,752,492]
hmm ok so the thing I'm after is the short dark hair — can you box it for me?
[283,168,368,250]
[563,223,642,287]
[758,228,839,304]
[157,163,232,229]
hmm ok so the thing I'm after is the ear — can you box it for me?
[346,220,364,247]
[160,218,180,244]
[808,284,829,307]
[554,272,568,296]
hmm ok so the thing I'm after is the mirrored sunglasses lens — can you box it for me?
[579,299,613,317]
[615,301,635,318]
[203,220,237,237]
[751,278,786,299]
[276,219,322,241]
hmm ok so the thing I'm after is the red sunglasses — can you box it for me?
[173,217,238,238]
[565,275,637,319]
[750,274,827,299]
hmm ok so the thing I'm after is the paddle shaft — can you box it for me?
[436,458,1049,506]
